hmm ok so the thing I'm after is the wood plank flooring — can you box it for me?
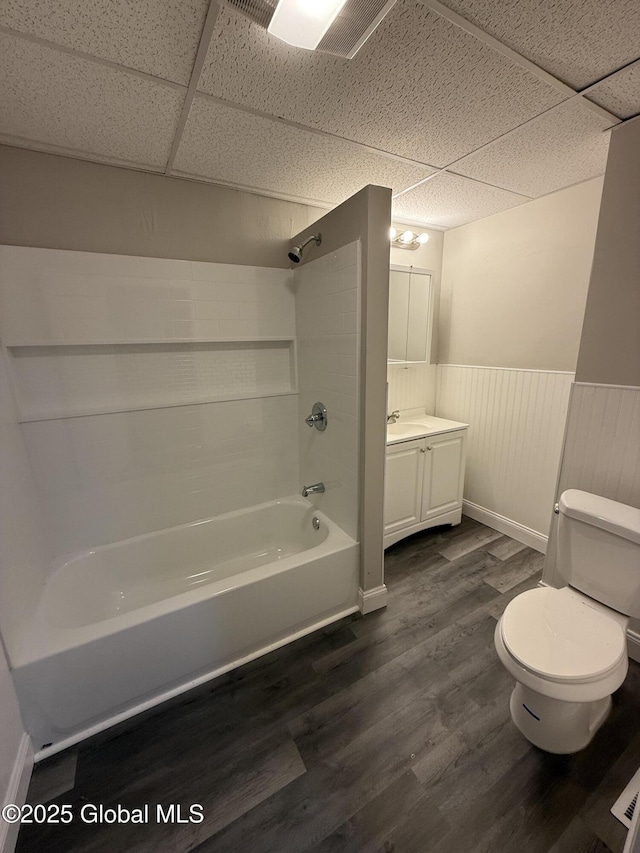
[16,516,640,852]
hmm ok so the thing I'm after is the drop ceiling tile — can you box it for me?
[197,3,565,168]
[436,0,640,90]
[173,96,435,204]
[0,0,210,85]
[586,61,640,119]
[0,31,184,169]
[453,99,612,198]
[392,172,527,228]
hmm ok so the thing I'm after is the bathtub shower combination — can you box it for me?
[1,243,363,757]
[13,498,358,755]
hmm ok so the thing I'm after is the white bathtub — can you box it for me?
[12,496,359,757]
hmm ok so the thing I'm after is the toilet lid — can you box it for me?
[501,587,627,683]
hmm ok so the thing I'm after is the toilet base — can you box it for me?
[509,683,612,754]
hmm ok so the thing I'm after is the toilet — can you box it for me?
[495,489,640,754]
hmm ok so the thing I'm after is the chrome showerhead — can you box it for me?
[288,233,322,264]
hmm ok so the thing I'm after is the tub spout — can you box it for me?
[302,482,325,497]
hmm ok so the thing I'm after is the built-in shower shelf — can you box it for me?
[17,390,300,422]
[7,338,298,422]
[5,336,295,348]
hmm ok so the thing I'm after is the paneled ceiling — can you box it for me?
[1,0,638,229]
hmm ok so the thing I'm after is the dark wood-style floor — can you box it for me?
[17,516,640,852]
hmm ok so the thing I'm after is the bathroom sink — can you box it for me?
[386,415,469,443]
[386,422,429,438]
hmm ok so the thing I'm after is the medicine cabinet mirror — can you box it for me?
[388,265,433,364]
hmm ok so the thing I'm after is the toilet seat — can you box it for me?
[500,587,627,685]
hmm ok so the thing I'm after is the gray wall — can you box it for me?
[576,118,640,385]
[0,145,324,266]
[440,177,603,371]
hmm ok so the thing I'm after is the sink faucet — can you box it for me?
[302,482,325,497]
[387,411,400,424]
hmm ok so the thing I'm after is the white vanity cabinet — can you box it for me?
[384,439,425,537]
[384,419,468,549]
[422,430,466,521]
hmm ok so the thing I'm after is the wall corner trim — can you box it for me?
[358,584,388,614]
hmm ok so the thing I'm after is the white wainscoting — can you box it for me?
[544,382,640,604]
[557,383,640,505]
[387,362,436,414]
[436,365,574,550]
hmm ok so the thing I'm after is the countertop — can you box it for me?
[386,413,469,445]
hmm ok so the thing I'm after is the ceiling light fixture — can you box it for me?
[390,229,429,250]
[268,0,349,50]
[229,0,398,59]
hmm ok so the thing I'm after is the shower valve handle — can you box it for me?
[305,402,328,431]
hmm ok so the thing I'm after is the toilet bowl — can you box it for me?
[494,490,640,754]
[495,586,628,753]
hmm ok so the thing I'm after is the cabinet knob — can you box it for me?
[426,446,432,451]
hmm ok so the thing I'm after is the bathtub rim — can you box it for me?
[49,493,333,573]
[15,494,357,667]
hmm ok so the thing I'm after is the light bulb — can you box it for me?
[399,230,414,244]
[416,232,429,244]
[389,227,397,240]
[268,0,348,50]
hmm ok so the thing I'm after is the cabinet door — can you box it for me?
[421,431,466,520]
[384,440,425,535]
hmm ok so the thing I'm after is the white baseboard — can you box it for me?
[358,584,388,614]
[463,500,548,553]
[1,733,33,853]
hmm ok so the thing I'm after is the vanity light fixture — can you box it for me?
[268,0,349,50]
[389,228,429,250]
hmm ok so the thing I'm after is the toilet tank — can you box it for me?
[557,490,640,618]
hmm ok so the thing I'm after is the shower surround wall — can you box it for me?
[0,334,44,846]
[295,241,361,540]
[0,347,50,656]
[0,246,299,558]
